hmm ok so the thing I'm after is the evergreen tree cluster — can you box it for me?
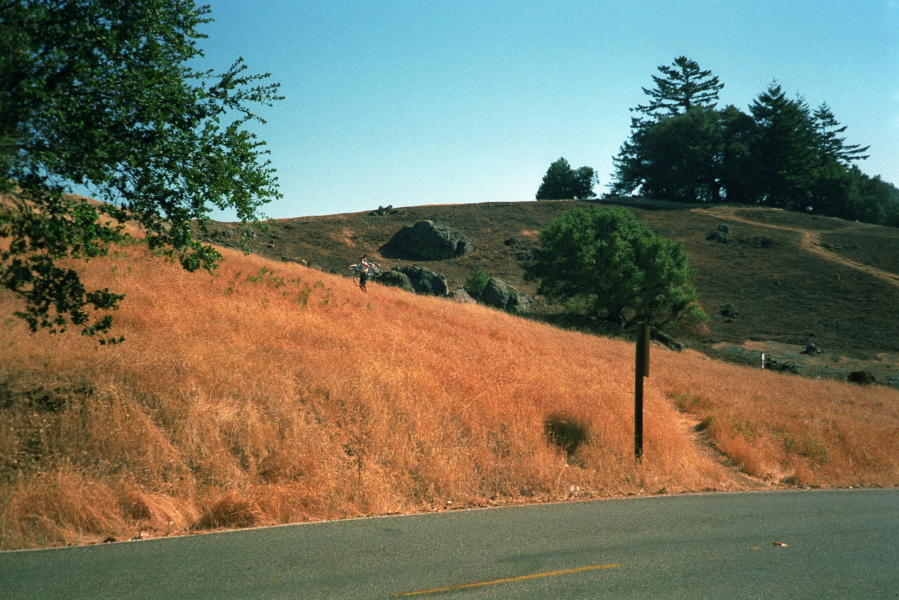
[610,57,899,227]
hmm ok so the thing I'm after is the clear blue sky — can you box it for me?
[197,0,899,220]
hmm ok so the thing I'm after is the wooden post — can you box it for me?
[635,323,650,460]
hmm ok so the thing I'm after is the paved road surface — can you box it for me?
[2,489,897,599]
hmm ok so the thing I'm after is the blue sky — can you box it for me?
[197,0,899,220]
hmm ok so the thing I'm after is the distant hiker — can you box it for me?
[351,255,373,293]
[358,255,371,292]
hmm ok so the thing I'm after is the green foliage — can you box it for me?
[614,106,726,202]
[246,267,285,287]
[536,157,597,200]
[463,267,490,298]
[813,103,869,164]
[0,0,283,341]
[612,56,730,202]
[781,435,829,464]
[524,207,701,327]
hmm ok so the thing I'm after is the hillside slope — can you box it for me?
[215,198,899,385]
[1,238,897,549]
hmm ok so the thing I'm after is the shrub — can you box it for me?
[463,267,490,299]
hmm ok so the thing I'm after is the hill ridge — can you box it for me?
[218,199,899,386]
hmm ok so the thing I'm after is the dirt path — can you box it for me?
[674,410,778,491]
[692,207,899,289]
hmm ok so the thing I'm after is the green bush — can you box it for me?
[463,267,490,299]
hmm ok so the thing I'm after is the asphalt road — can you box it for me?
[2,489,897,599]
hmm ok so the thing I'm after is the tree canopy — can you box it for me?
[612,106,730,203]
[535,157,597,200]
[524,206,701,328]
[0,0,283,341]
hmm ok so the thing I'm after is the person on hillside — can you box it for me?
[353,255,372,293]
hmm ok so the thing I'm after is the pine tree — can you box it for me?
[748,83,818,210]
[813,103,870,165]
[524,207,702,327]
[634,56,724,120]
[612,57,724,197]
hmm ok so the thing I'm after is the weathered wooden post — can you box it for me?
[635,323,650,460]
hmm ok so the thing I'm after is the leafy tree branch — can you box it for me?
[1,0,284,341]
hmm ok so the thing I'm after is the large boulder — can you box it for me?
[480,277,529,313]
[392,265,448,296]
[376,269,415,293]
[384,220,471,260]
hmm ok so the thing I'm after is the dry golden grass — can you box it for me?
[1,242,897,549]
[662,358,899,486]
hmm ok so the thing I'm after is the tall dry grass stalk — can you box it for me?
[1,243,896,549]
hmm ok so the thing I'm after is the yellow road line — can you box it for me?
[394,563,622,597]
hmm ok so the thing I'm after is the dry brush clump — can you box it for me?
[0,242,896,549]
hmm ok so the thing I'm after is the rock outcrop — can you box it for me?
[479,277,530,313]
[380,265,448,296]
[376,269,415,293]
[384,220,471,260]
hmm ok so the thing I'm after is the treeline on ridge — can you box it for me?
[611,57,899,226]
[541,57,899,227]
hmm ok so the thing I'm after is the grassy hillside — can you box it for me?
[220,198,899,385]
[2,229,897,549]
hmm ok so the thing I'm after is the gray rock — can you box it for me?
[650,327,683,351]
[706,228,730,243]
[801,342,821,355]
[764,356,799,374]
[392,265,448,296]
[385,220,471,260]
[448,288,478,303]
[377,269,415,292]
[848,370,876,385]
[719,303,738,319]
[370,205,400,216]
[480,277,529,313]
